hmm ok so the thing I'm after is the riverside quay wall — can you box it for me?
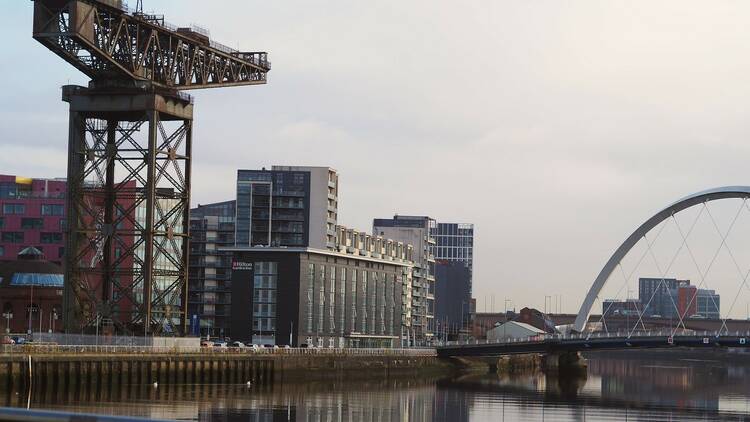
[0,347,450,392]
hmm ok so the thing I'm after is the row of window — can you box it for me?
[1,204,64,216]
[305,263,402,337]
[1,232,63,244]
[0,245,64,258]
[0,218,65,231]
[252,262,278,336]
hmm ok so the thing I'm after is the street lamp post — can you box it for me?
[503,299,513,340]
[2,312,12,334]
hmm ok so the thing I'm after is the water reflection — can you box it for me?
[3,351,750,421]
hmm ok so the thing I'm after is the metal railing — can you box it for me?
[0,345,437,356]
[0,407,168,422]
[441,329,750,347]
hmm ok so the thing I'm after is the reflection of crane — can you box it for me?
[31,0,270,335]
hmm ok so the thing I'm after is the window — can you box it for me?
[3,204,24,215]
[0,217,3,229]
[21,218,43,229]
[1,232,23,243]
[58,247,65,259]
[40,232,63,244]
[41,204,64,216]
[0,246,4,256]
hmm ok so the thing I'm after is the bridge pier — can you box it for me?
[543,351,587,373]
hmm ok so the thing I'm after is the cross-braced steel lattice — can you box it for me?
[63,87,193,335]
[32,0,269,336]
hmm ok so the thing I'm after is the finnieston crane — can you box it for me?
[31,0,270,336]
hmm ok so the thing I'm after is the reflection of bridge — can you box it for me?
[438,331,750,357]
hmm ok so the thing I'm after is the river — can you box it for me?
[3,350,750,421]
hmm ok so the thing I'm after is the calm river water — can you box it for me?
[4,351,750,421]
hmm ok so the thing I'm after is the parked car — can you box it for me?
[213,341,228,348]
[282,345,292,349]
[11,336,25,345]
[299,343,313,349]
[200,340,213,347]
[1,336,14,345]
[250,344,261,350]
[231,341,246,348]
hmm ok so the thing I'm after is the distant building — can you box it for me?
[0,247,63,334]
[696,289,720,320]
[432,222,474,275]
[188,200,236,337]
[227,227,415,348]
[639,277,684,318]
[235,166,338,249]
[434,261,471,340]
[373,215,436,345]
[431,222,474,341]
[516,307,557,333]
[639,278,720,320]
[486,320,545,342]
[472,311,516,340]
[677,284,698,319]
[0,175,66,265]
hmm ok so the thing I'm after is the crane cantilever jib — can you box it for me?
[32,0,271,90]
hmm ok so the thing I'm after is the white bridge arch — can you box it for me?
[574,186,750,333]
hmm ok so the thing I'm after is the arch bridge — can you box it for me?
[440,187,750,358]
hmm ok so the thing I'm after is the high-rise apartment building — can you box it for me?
[0,175,66,264]
[373,215,436,345]
[236,166,338,249]
[188,200,236,337]
[432,223,474,273]
[431,222,474,339]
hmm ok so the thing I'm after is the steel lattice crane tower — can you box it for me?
[31,0,270,335]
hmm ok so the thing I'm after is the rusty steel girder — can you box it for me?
[62,86,193,335]
[33,0,270,90]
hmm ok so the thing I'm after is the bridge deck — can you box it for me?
[438,332,750,357]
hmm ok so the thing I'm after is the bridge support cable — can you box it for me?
[596,222,672,336]
[596,224,666,334]
[666,200,745,337]
[705,200,750,335]
[616,264,647,332]
[627,215,701,339]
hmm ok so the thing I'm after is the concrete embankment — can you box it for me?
[0,349,455,393]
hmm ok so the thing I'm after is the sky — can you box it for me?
[4,1,750,317]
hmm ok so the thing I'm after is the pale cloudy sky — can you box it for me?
[4,1,750,317]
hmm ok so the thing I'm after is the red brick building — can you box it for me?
[678,285,698,319]
[0,247,63,334]
[0,175,66,265]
